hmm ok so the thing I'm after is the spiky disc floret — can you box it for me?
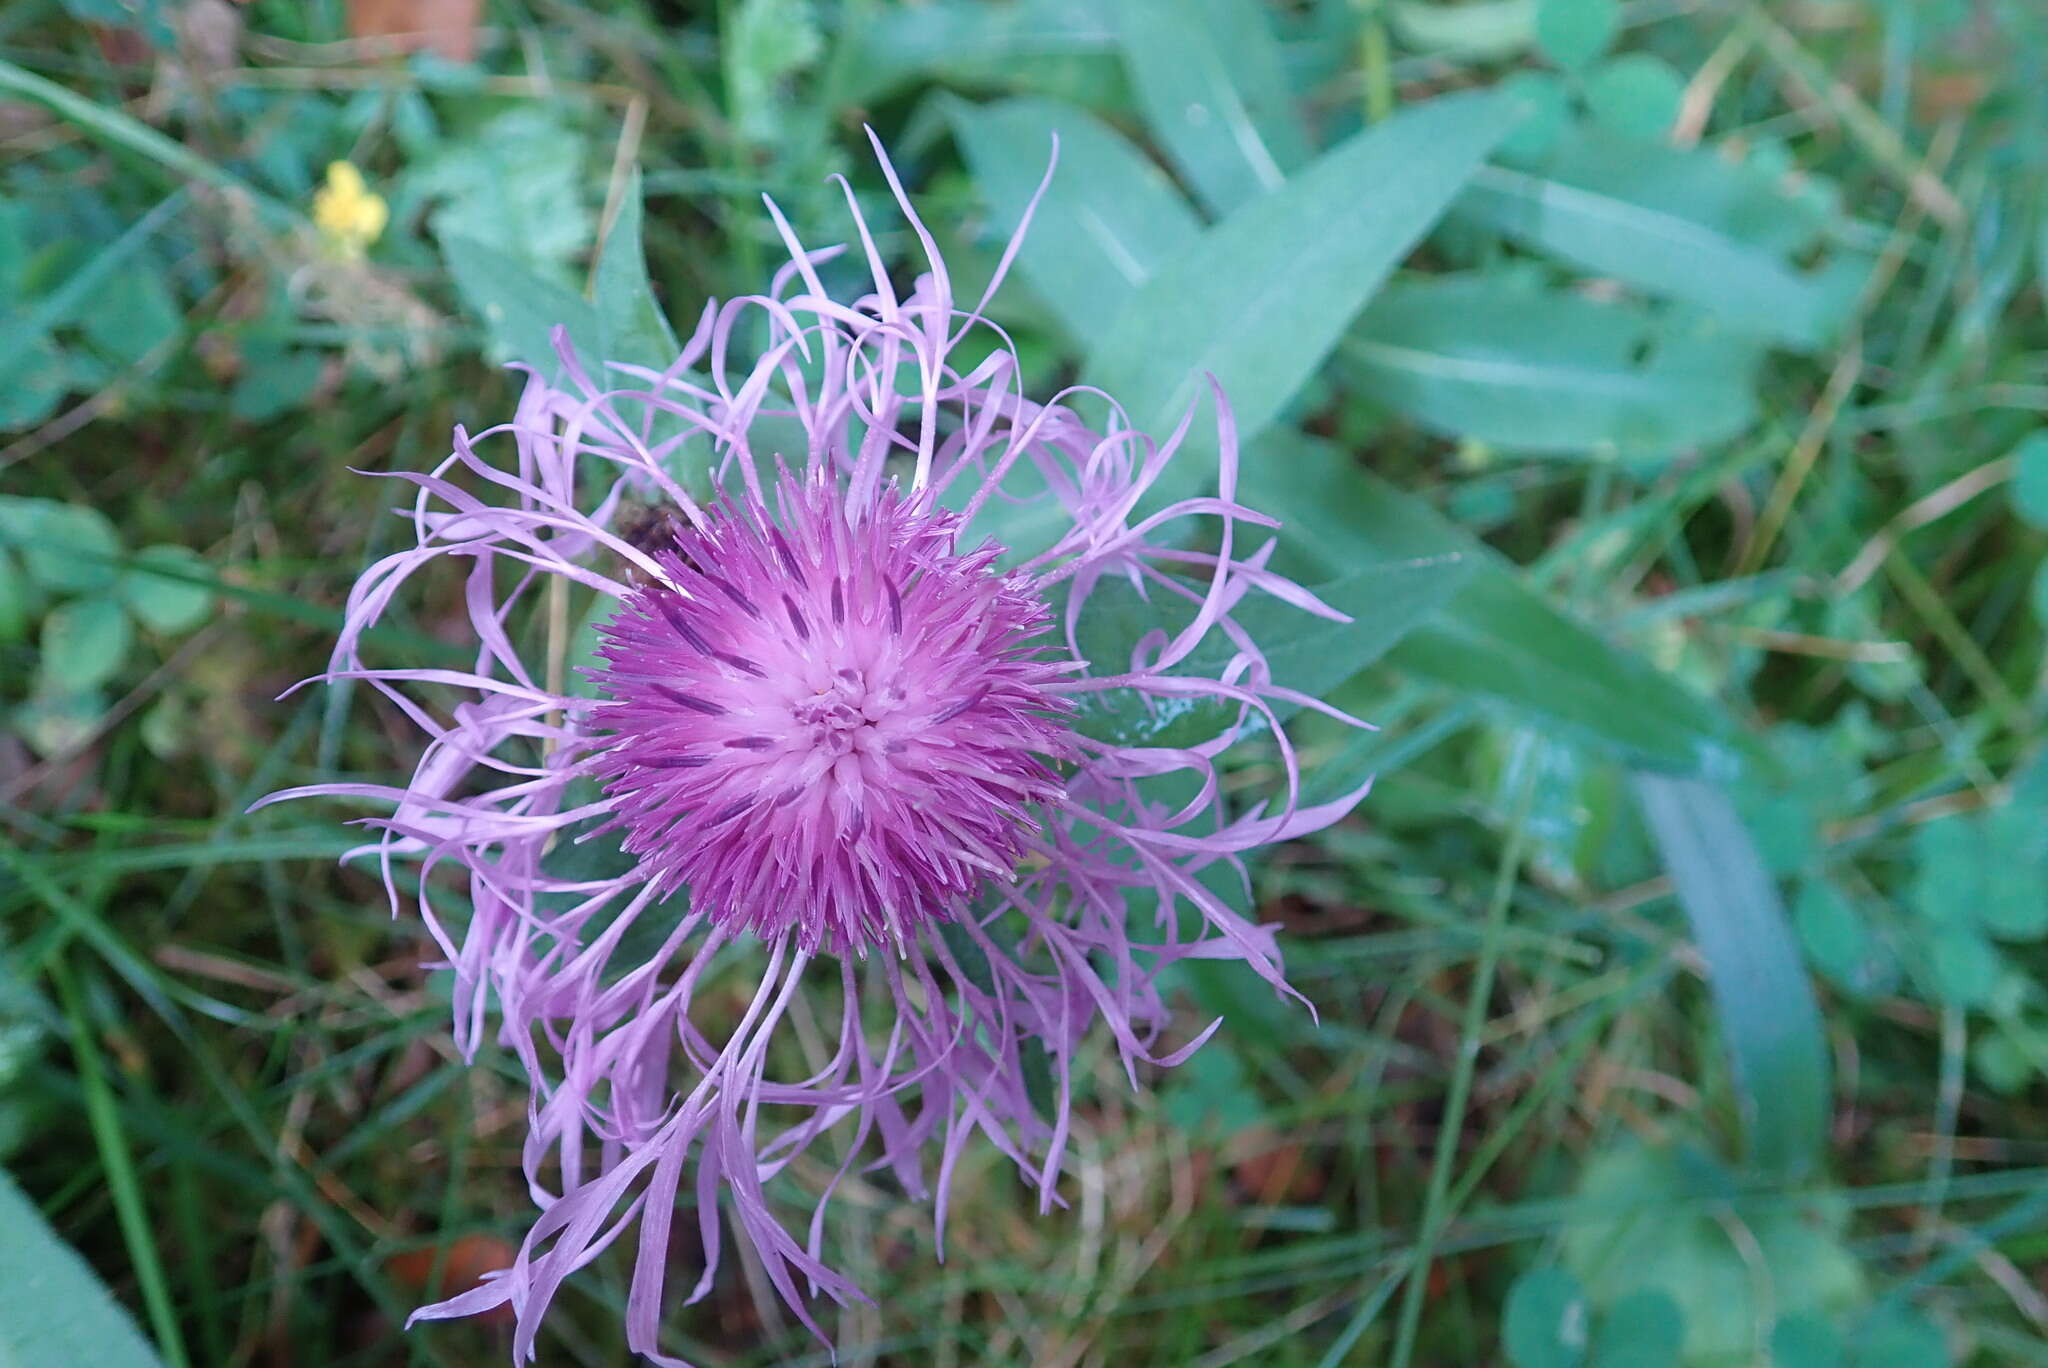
[590,472,1073,954]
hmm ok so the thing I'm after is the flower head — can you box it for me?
[265,134,1369,1363]
[312,160,388,259]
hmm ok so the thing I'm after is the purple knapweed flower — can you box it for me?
[263,135,1369,1363]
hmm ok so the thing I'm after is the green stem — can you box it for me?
[1388,743,1537,1367]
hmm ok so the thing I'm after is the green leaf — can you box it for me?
[0,333,68,430]
[0,497,121,594]
[1240,430,1748,776]
[1160,1038,1267,1134]
[39,595,133,691]
[1849,1306,1949,1368]
[2008,431,2048,529]
[1534,0,1619,71]
[839,0,1117,106]
[0,1167,168,1368]
[12,688,106,757]
[1389,0,1534,60]
[0,190,183,382]
[1561,1140,1866,1363]
[1900,806,2048,946]
[1067,552,1474,748]
[1591,1290,1683,1367]
[0,198,27,305]
[950,95,1201,341]
[116,545,214,635]
[1971,1028,2036,1094]
[1793,880,1883,997]
[441,234,607,383]
[78,263,180,366]
[1497,71,1573,161]
[727,0,823,146]
[413,108,593,277]
[1459,130,1855,350]
[590,169,682,377]
[1086,90,1522,502]
[228,348,325,424]
[1347,276,1763,458]
[1583,54,1686,141]
[1974,802,2048,941]
[1502,1267,1589,1368]
[1633,775,1830,1177]
[0,550,27,643]
[1111,0,1307,215]
[1771,1314,1846,1368]
[1925,925,2000,1009]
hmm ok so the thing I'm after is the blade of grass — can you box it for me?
[50,954,193,1368]
[1388,735,1538,1368]
[0,58,300,227]
[0,189,186,378]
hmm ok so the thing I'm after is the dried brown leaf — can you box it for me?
[345,0,482,62]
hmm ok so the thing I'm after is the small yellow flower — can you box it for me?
[312,161,389,259]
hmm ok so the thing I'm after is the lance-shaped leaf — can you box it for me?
[1240,429,1750,777]
[0,1169,168,1368]
[950,95,1201,340]
[1346,276,1764,458]
[1086,90,1522,502]
[1457,129,1861,351]
[1634,775,1831,1179]
[1111,0,1309,215]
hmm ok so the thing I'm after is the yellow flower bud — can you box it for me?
[312,160,389,258]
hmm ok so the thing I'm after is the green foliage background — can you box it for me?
[2,0,2046,1364]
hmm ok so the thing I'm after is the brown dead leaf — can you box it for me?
[386,1234,516,1323]
[345,0,482,62]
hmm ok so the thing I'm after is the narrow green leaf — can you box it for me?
[1240,430,1749,776]
[840,0,1116,106]
[950,95,1201,340]
[1086,90,1522,495]
[1458,131,1857,350]
[0,191,183,381]
[1633,774,1830,1178]
[0,550,26,643]
[1347,276,1763,458]
[1068,553,1474,747]
[0,1167,168,1368]
[1111,0,1307,215]
[591,168,682,376]
[0,59,295,227]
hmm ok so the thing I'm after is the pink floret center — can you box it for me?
[589,471,1074,954]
